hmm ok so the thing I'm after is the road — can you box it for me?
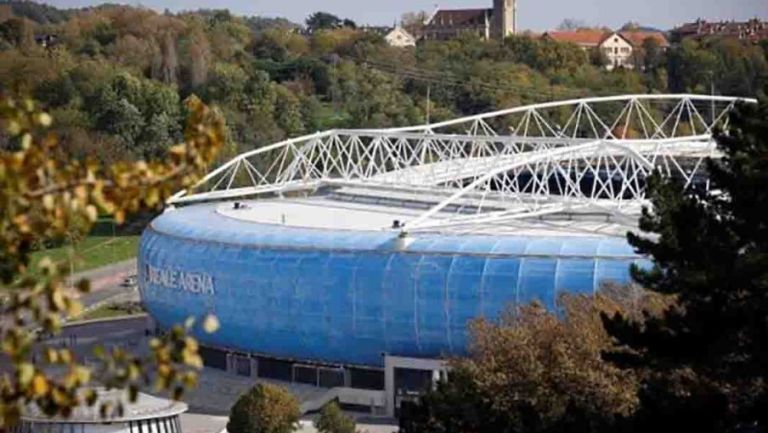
[74,258,139,309]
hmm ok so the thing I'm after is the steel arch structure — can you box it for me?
[169,94,756,233]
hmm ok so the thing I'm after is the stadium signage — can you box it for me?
[144,264,215,295]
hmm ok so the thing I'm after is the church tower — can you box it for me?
[492,0,517,40]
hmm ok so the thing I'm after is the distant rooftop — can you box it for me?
[542,30,669,47]
[427,8,491,27]
[542,30,607,46]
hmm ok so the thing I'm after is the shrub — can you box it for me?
[316,401,356,433]
[227,383,301,433]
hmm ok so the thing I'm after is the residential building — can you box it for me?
[542,30,669,70]
[672,18,768,43]
[600,32,636,70]
[385,26,417,47]
[619,30,670,49]
[420,0,517,41]
[541,30,606,49]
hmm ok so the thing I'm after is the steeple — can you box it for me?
[492,0,517,39]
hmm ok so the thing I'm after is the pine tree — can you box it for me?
[602,96,768,432]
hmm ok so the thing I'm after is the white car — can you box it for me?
[121,275,138,287]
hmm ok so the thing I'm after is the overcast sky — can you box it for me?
[44,0,768,31]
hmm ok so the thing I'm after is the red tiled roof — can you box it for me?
[542,30,608,47]
[672,19,768,42]
[427,8,490,27]
[619,31,670,47]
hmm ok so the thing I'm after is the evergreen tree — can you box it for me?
[602,96,768,432]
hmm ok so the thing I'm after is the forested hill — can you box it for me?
[0,1,766,162]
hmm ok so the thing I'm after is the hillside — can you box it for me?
[0,2,765,162]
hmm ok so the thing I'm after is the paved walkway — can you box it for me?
[181,413,228,433]
[74,259,137,307]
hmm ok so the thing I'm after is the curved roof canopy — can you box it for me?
[170,94,754,235]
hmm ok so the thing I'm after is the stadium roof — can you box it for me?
[169,94,754,237]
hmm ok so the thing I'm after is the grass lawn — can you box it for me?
[75,301,145,322]
[2,217,144,291]
[29,235,141,276]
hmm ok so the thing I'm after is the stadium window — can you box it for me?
[319,367,345,388]
[350,368,385,390]
[258,357,293,382]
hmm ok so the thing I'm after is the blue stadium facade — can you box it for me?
[138,203,646,368]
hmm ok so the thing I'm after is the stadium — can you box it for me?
[138,94,752,414]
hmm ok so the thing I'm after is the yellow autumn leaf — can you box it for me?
[18,363,34,386]
[51,290,66,312]
[37,112,52,127]
[32,374,49,397]
[85,205,98,222]
[43,194,55,210]
[202,314,220,333]
[67,299,84,318]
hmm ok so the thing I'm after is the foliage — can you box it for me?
[305,12,355,34]
[316,401,356,433]
[602,97,768,431]
[227,383,301,433]
[0,1,73,25]
[0,94,224,427]
[399,368,515,433]
[399,286,670,433]
[667,38,768,96]
[0,3,764,158]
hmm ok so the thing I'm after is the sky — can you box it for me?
[44,0,768,31]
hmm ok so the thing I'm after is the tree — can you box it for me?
[400,287,668,433]
[400,11,428,33]
[156,32,179,85]
[0,95,225,427]
[399,368,513,433]
[187,30,211,88]
[316,401,356,433]
[0,17,33,48]
[305,12,343,33]
[87,72,182,158]
[227,384,301,433]
[557,18,588,31]
[641,37,664,72]
[602,97,768,432]
[619,21,641,31]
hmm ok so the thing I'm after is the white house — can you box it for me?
[542,30,669,71]
[600,32,635,70]
[385,26,417,47]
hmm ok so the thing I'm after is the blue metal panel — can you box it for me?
[518,258,558,311]
[479,257,521,318]
[139,205,643,367]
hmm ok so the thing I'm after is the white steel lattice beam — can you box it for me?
[169,94,755,232]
